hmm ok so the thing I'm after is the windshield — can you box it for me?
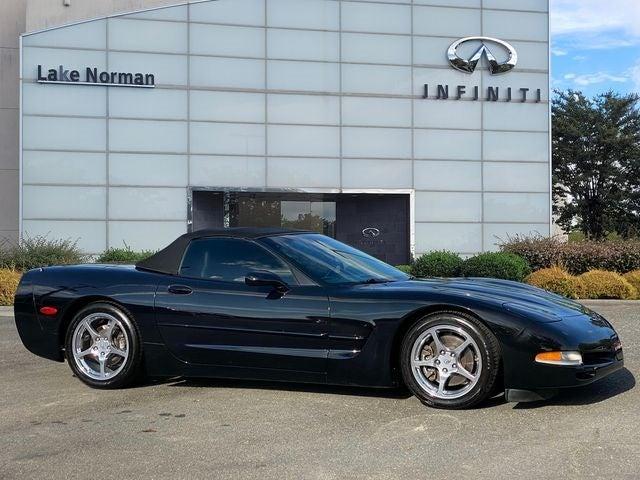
[260,234,410,285]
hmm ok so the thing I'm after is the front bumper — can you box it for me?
[501,310,625,392]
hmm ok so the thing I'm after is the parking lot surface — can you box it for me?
[1,302,638,480]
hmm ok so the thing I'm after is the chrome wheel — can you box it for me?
[410,324,482,400]
[71,312,129,381]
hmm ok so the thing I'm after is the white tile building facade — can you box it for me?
[19,0,550,259]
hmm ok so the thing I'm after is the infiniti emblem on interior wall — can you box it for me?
[447,37,518,75]
[362,227,381,238]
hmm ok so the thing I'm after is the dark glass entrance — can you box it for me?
[191,191,409,265]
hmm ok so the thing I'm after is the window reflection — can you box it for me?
[228,194,336,237]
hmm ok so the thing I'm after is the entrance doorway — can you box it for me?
[191,191,410,265]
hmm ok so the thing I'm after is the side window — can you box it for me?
[179,237,296,284]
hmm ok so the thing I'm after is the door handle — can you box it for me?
[168,285,193,295]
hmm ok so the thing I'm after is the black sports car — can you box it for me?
[14,228,624,409]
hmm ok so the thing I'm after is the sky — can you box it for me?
[550,0,640,97]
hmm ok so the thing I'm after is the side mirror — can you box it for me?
[245,270,289,292]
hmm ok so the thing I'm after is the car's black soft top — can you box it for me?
[136,227,308,275]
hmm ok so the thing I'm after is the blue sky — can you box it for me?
[551,0,640,97]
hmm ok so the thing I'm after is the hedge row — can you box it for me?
[0,269,20,306]
[526,268,639,300]
[406,251,531,282]
[0,236,153,271]
[500,235,640,274]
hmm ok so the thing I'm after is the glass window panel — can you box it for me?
[414,129,481,160]
[109,187,186,220]
[483,10,548,42]
[268,125,339,157]
[414,160,482,191]
[190,157,266,188]
[413,6,480,37]
[23,186,106,219]
[342,127,412,158]
[268,60,339,93]
[109,19,187,54]
[23,84,106,117]
[191,122,265,156]
[267,157,340,188]
[268,94,339,125]
[483,162,549,193]
[341,33,411,65]
[109,154,187,187]
[484,193,549,223]
[23,116,106,151]
[342,97,411,127]
[342,64,410,95]
[108,221,186,250]
[415,223,482,254]
[109,119,187,153]
[415,192,482,222]
[341,2,411,34]
[268,29,339,62]
[190,0,265,26]
[109,88,187,120]
[190,24,265,57]
[190,91,265,123]
[191,56,265,89]
[483,131,549,162]
[23,151,106,185]
[267,0,339,30]
[342,159,412,188]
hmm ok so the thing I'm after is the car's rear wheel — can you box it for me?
[65,302,142,389]
[400,311,501,409]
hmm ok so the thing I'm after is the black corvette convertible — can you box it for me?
[14,228,623,409]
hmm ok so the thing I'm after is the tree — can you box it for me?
[552,90,640,239]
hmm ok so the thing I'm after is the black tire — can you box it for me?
[400,311,501,409]
[64,302,142,389]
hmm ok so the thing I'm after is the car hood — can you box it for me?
[388,277,591,321]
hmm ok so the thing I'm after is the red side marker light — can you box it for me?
[39,306,58,316]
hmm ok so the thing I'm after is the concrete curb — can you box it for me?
[0,306,13,316]
[579,300,640,307]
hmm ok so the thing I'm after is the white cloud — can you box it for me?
[564,71,628,86]
[551,0,640,49]
[628,61,640,90]
[552,48,568,56]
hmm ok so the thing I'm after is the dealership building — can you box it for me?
[1,0,550,264]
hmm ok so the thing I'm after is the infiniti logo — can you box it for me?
[362,227,380,238]
[447,37,518,75]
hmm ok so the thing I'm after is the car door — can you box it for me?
[155,237,330,375]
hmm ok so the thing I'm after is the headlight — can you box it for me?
[535,351,583,366]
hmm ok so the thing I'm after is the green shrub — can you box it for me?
[0,269,21,306]
[461,252,531,281]
[412,251,463,278]
[579,270,637,300]
[96,246,154,264]
[0,235,85,271]
[394,264,413,274]
[500,234,640,274]
[525,267,585,299]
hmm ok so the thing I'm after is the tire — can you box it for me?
[64,302,142,389]
[400,311,501,409]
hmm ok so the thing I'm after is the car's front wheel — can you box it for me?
[400,311,501,409]
[65,302,142,389]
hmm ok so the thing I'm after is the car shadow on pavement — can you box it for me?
[513,367,635,409]
[168,377,414,399]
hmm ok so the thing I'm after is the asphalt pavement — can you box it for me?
[0,302,638,480]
